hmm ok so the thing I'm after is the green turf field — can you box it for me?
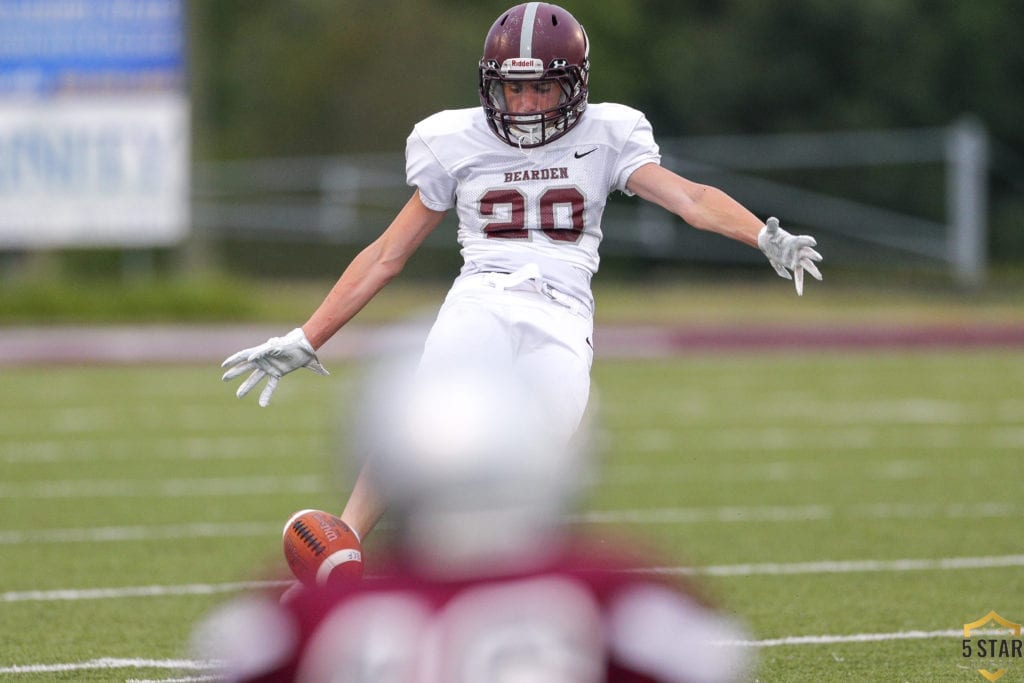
[2,349,1023,681]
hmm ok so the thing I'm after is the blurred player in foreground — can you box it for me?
[194,359,753,682]
[221,2,823,556]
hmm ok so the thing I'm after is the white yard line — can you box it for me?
[0,475,324,499]
[2,580,289,603]
[0,628,1005,676]
[5,554,1024,604]
[0,405,326,436]
[731,628,994,647]
[126,678,219,683]
[574,505,835,523]
[0,521,277,544]
[614,425,1024,453]
[639,554,1024,577]
[0,434,322,464]
[0,501,1017,546]
[570,501,1019,524]
[0,658,219,675]
[6,426,1023,464]
[126,677,220,683]
[1,463,1010,500]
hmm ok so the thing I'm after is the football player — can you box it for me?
[222,2,823,555]
[197,359,753,682]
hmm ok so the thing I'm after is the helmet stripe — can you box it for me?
[520,2,540,58]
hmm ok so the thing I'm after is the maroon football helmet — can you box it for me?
[478,3,590,148]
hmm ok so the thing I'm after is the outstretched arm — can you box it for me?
[302,190,447,348]
[222,190,447,406]
[626,162,763,246]
[626,163,822,294]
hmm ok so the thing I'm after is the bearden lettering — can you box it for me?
[504,168,569,183]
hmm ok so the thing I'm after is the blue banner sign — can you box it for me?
[0,0,184,96]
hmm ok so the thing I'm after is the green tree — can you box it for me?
[187,0,1024,260]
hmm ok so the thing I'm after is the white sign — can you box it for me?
[0,94,189,247]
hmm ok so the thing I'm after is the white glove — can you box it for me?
[221,328,329,407]
[757,217,823,296]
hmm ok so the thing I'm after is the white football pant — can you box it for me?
[418,272,594,449]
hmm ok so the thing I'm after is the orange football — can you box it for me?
[282,509,363,586]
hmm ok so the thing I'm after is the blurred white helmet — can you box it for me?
[354,357,586,576]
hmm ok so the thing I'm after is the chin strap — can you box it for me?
[515,134,535,156]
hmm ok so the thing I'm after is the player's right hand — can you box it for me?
[221,328,329,407]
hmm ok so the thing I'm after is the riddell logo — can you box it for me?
[502,57,542,72]
[962,612,1023,681]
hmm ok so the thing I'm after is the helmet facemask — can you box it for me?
[478,2,591,149]
[481,68,584,147]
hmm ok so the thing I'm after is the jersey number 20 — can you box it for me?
[479,188,585,243]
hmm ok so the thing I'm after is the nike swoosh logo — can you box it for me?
[574,148,598,159]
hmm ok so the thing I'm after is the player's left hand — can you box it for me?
[757,217,823,296]
[221,328,329,407]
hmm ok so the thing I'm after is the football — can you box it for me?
[282,508,363,586]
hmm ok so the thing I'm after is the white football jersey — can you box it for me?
[406,102,661,307]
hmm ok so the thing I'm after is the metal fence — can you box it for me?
[192,120,988,286]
